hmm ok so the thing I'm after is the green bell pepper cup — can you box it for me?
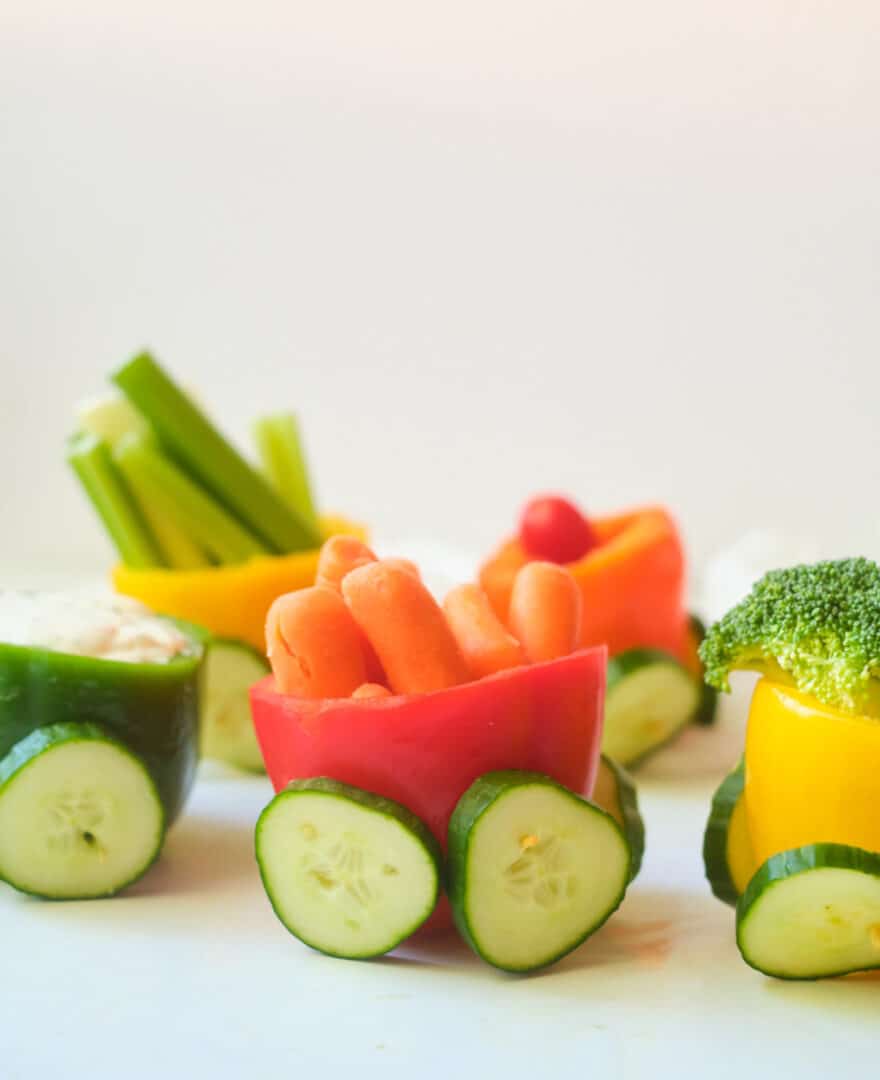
[0,624,205,825]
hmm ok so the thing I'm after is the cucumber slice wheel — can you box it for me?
[602,649,701,767]
[200,639,269,772]
[255,778,442,959]
[591,755,645,881]
[688,615,719,726]
[0,723,165,899]
[448,770,630,973]
[737,844,880,980]
[703,759,756,906]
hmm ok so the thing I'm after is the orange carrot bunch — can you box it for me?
[264,536,585,699]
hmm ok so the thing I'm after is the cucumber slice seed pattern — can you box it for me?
[503,831,578,909]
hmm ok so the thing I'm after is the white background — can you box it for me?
[3,1,880,577]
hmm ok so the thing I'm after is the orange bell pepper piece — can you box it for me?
[479,505,688,663]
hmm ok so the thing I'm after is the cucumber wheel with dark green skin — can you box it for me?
[0,622,204,824]
[602,649,701,767]
[688,615,719,726]
[200,638,269,772]
[591,755,645,882]
[0,722,165,899]
[256,778,443,959]
[448,770,630,973]
[736,844,880,980]
[703,759,756,906]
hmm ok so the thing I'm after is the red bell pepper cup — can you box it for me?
[250,646,607,932]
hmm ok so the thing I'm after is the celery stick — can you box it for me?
[122,469,211,570]
[114,434,269,565]
[253,413,319,532]
[67,432,164,568]
[79,392,210,570]
[76,392,149,449]
[113,353,322,553]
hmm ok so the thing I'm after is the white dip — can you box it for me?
[0,590,193,664]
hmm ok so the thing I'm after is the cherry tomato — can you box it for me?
[518,495,599,564]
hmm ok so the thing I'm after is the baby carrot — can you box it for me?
[315,535,377,593]
[342,563,469,695]
[265,586,367,698]
[351,682,393,700]
[508,562,582,663]
[315,536,385,679]
[382,557,421,580]
[442,584,526,679]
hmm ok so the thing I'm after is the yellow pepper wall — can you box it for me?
[745,678,880,864]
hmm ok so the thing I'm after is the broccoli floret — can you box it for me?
[699,558,880,715]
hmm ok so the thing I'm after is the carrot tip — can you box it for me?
[351,682,393,700]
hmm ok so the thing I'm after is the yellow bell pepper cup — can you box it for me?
[113,515,366,652]
[726,793,758,895]
[745,677,880,865]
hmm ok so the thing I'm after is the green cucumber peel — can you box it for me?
[200,638,269,772]
[256,778,442,959]
[688,615,719,726]
[736,843,880,981]
[593,755,645,882]
[448,770,630,973]
[603,648,700,767]
[0,722,166,900]
[703,758,746,907]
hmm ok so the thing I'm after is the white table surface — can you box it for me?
[2,694,877,1080]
